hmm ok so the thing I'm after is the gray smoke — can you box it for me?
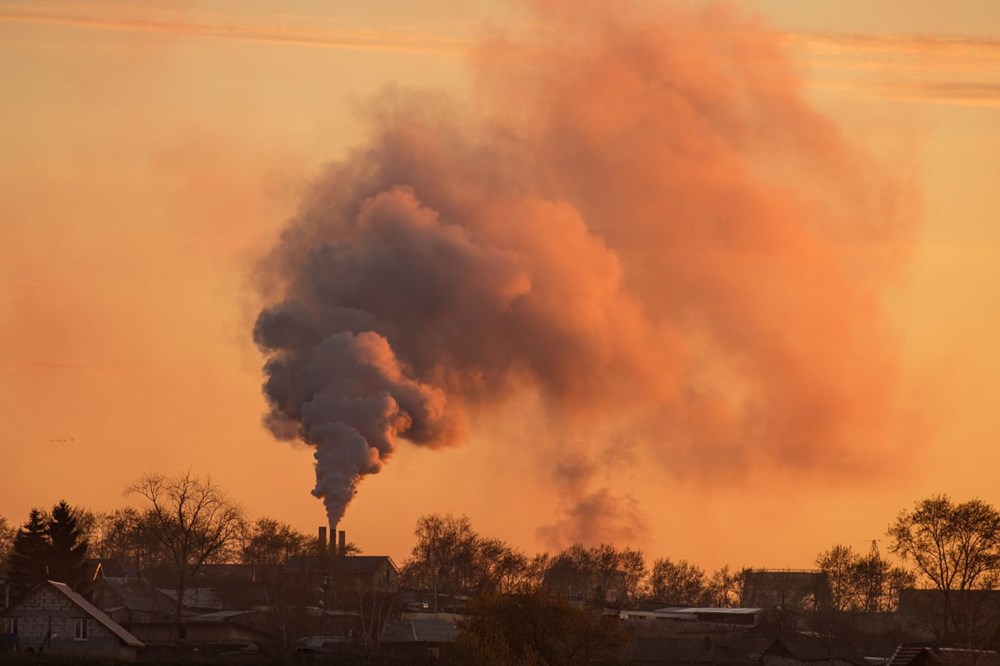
[253,1,913,537]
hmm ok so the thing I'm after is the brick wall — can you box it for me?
[2,585,124,657]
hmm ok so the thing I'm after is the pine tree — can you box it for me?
[6,509,50,602]
[47,500,90,591]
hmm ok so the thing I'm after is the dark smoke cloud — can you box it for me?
[253,1,916,536]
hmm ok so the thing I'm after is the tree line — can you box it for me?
[397,513,747,609]
[3,476,1000,647]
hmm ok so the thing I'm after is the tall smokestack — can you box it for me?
[338,530,346,554]
[318,526,327,556]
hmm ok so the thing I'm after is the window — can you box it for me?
[74,618,89,640]
[0,618,17,635]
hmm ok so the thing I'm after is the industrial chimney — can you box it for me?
[338,530,346,554]
[318,526,327,556]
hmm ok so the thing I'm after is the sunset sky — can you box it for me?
[2,0,1000,572]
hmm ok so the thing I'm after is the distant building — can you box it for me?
[887,644,1000,666]
[544,561,628,606]
[741,570,833,612]
[625,635,764,664]
[0,580,143,661]
[381,611,461,661]
[621,606,762,628]
[126,616,276,656]
[897,589,1000,644]
[89,575,177,625]
[283,555,400,606]
[762,637,867,666]
[281,554,400,645]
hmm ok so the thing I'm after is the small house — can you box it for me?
[0,580,144,660]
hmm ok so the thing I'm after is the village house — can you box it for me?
[89,573,177,625]
[0,580,144,661]
[283,554,400,607]
[887,644,1000,666]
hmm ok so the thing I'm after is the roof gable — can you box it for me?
[98,576,176,615]
[49,582,145,648]
[283,555,399,576]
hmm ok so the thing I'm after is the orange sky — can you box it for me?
[2,0,1000,572]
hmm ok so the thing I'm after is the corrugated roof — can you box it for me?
[888,645,1000,666]
[283,555,398,576]
[331,556,398,576]
[158,587,225,610]
[47,581,145,648]
[191,610,255,622]
[100,577,175,615]
[382,616,459,643]
[659,607,763,614]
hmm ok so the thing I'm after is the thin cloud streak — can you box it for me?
[808,79,1000,107]
[789,31,1000,105]
[789,31,1000,60]
[5,6,1000,106]
[0,10,472,54]
[0,361,172,376]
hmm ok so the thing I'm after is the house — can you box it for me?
[622,606,763,629]
[887,644,1000,666]
[283,555,400,609]
[761,637,867,666]
[89,575,177,624]
[159,586,227,613]
[127,617,276,656]
[381,612,461,661]
[330,556,400,595]
[86,558,139,580]
[624,635,758,664]
[0,580,144,661]
[284,555,398,583]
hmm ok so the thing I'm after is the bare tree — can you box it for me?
[705,566,747,608]
[815,543,913,614]
[402,514,531,609]
[240,517,313,567]
[816,545,862,611]
[619,548,650,603]
[649,558,708,606]
[90,507,170,580]
[542,544,644,606]
[355,576,398,651]
[402,514,477,612]
[125,471,244,624]
[888,495,1000,643]
[0,516,15,565]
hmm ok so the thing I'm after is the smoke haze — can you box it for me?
[254,1,916,538]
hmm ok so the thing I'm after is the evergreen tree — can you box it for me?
[6,509,50,602]
[47,500,90,591]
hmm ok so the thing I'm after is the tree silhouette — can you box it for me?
[649,558,708,606]
[889,495,1000,643]
[126,471,245,624]
[47,500,90,592]
[240,517,313,566]
[451,590,627,665]
[6,509,50,602]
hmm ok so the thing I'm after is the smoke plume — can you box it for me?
[254,1,915,534]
